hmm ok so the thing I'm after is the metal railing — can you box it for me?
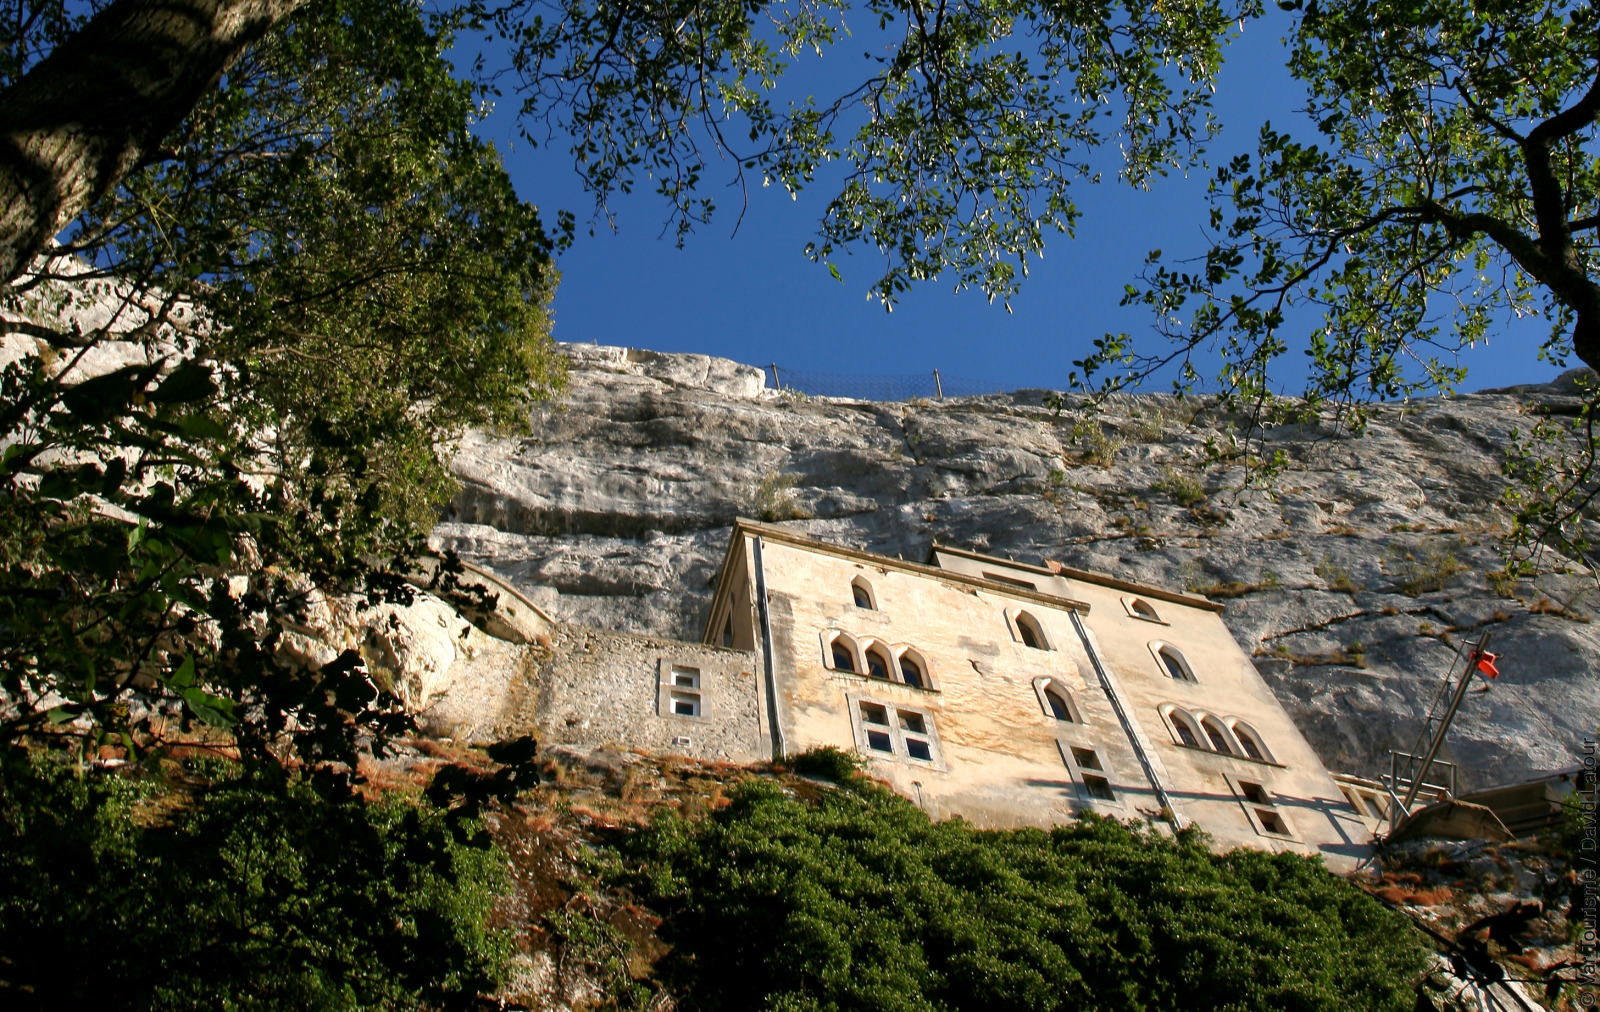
[765,364,1008,401]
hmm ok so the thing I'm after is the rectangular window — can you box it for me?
[1082,775,1116,801]
[664,664,702,718]
[1228,774,1295,839]
[1071,747,1102,772]
[854,699,938,764]
[670,691,701,717]
[1257,810,1289,835]
[1058,742,1119,807]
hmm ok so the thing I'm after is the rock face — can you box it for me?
[434,343,1600,790]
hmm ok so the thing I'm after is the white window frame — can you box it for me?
[850,576,878,610]
[1159,704,1204,749]
[1228,720,1277,764]
[1009,609,1053,651]
[1122,596,1166,624]
[658,662,704,720]
[862,639,897,682]
[1148,641,1197,683]
[1199,713,1241,756]
[821,630,864,675]
[848,695,945,769]
[892,645,937,692]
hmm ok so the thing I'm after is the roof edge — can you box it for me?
[727,519,1093,614]
[928,541,1226,614]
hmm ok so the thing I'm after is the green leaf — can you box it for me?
[175,413,228,441]
[169,654,196,689]
[181,686,237,727]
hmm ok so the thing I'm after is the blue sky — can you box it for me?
[474,13,1568,397]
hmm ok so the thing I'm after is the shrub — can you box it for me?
[1153,466,1207,506]
[0,750,510,1010]
[1067,419,1124,467]
[613,777,1431,1011]
[1390,542,1468,596]
[1315,556,1361,593]
[787,746,865,784]
[747,471,810,522]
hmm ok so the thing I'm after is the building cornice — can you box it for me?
[928,541,1226,614]
[707,519,1095,629]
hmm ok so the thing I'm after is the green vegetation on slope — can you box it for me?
[0,750,511,1011]
[606,755,1432,1011]
[0,745,1438,1009]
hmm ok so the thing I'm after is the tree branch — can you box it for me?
[0,0,310,284]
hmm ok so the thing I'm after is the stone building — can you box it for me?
[419,518,1374,869]
[700,520,1372,869]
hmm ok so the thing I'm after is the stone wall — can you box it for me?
[494,624,768,764]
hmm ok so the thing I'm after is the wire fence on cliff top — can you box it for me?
[763,364,1008,401]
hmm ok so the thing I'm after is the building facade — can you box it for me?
[701,520,1373,869]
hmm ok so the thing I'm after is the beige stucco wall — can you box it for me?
[745,537,1156,831]
[723,531,1370,868]
[931,548,1371,868]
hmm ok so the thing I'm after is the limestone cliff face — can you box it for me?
[434,343,1600,789]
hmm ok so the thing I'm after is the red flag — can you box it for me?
[1473,650,1500,679]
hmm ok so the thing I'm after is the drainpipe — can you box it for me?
[751,536,786,760]
[1068,610,1180,832]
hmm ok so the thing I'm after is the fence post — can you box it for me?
[770,364,780,390]
[932,369,943,399]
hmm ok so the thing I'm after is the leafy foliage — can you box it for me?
[0,749,511,1010]
[613,774,1431,1010]
[0,0,561,770]
[1501,371,1600,572]
[1069,0,1600,564]
[472,0,1251,306]
[1101,0,1599,396]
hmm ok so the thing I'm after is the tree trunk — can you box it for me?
[0,0,308,284]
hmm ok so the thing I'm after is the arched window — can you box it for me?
[1230,722,1272,763]
[1128,598,1161,622]
[1163,707,1202,748]
[1201,716,1236,755]
[1044,686,1076,722]
[898,652,926,690]
[1016,612,1050,650]
[1033,678,1082,723]
[851,577,876,610]
[1155,645,1195,682]
[865,645,893,680]
[825,633,859,674]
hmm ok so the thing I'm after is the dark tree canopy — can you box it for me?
[0,0,560,768]
[479,0,1249,306]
